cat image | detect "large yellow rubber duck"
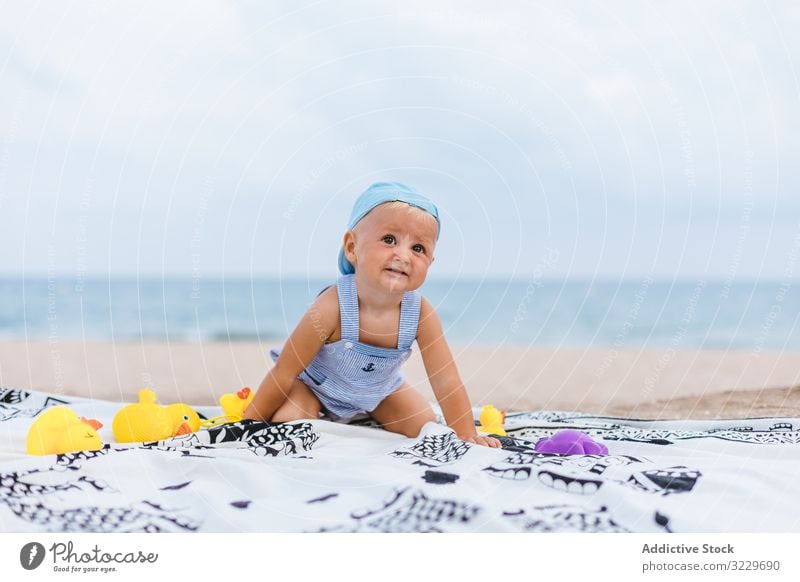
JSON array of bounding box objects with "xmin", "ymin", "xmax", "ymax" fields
[
  {"xmin": 477, "ymin": 405, "xmax": 507, "ymax": 436},
  {"xmin": 112, "ymin": 389, "xmax": 200, "ymax": 443},
  {"xmin": 26, "ymin": 406, "xmax": 104, "ymax": 455}
]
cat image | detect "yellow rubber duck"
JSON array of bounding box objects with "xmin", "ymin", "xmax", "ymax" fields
[
  {"xmin": 112, "ymin": 389, "xmax": 200, "ymax": 443},
  {"xmin": 477, "ymin": 404, "xmax": 507, "ymax": 436},
  {"xmin": 26, "ymin": 406, "xmax": 104, "ymax": 456},
  {"xmin": 220, "ymin": 387, "xmax": 254, "ymax": 422},
  {"xmin": 200, "ymin": 387, "xmax": 256, "ymax": 427}
]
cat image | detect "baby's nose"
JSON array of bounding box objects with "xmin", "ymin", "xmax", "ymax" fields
[{"xmin": 394, "ymin": 246, "xmax": 411, "ymax": 261}]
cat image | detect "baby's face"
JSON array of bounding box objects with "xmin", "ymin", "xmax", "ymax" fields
[{"xmin": 344, "ymin": 203, "xmax": 438, "ymax": 294}]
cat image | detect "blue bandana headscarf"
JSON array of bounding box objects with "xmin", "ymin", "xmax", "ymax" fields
[{"xmin": 338, "ymin": 182, "xmax": 441, "ymax": 274}]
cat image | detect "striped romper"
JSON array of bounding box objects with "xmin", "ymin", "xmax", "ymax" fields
[{"xmin": 269, "ymin": 274, "xmax": 421, "ymax": 420}]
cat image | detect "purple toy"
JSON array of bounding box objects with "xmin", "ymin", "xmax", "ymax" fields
[{"xmin": 534, "ymin": 429, "xmax": 608, "ymax": 455}]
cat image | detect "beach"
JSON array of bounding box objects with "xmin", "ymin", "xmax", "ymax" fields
[{"xmin": 2, "ymin": 340, "xmax": 798, "ymax": 419}]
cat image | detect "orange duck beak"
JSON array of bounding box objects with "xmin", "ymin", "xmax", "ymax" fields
[
  {"xmin": 80, "ymin": 417, "xmax": 103, "ymax": 430},
  {"xmin": 174, "ymin": 422, "xmax": 192, "ymax": 436}
]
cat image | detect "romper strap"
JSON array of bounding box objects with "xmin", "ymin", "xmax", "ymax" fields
[
  {"xmin": 397, "ymin": 290, "xmax": 421, "ymax": 350},
  {"xmin": 336, "ymin": 274, "xmax": 360, "ymax": 342}
]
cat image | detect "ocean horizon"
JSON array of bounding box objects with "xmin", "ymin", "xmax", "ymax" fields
[{"xmin": 1, "ymin": 276, "xmax": 797, "ymax": 350}]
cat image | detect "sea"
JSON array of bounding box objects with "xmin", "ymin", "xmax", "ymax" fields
[{"xmin": 0, "ymin": 276, "xmax": 797, "ymax": 350}]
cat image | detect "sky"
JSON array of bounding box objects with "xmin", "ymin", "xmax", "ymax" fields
[{"xmin": 1, "ymin": 0, "xmax": 798, "ymax": 281}]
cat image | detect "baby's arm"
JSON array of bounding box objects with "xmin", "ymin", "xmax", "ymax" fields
[
  {"xmin": 243, "ymin": 287, "xmax": 339, "ymax": 421},
  {"xmin": 417, "ymin": 298, "xmax": 501, "ymax": 448}
]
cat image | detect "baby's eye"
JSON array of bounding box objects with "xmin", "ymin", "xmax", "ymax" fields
[
  {"xmin": 412, "ymin": 244, "xmax": 426, "ymax": 254},
  {"xmin": 382, "ymin": 235, "xmax": 395, "ymax": 245}
]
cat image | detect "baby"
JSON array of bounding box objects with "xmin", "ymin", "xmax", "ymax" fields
[{"xmin": 244, "ymin": 182, "xmax": 500, "ymax": 448}]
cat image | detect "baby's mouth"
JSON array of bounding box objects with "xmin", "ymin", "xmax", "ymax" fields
[{"xmin": 385, "ymin": 267, "xmax": 408, "ymax": 276}]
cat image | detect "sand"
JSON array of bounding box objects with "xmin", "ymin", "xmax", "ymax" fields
[{"xmin": 2, "ymin": 340, "xmax": 799, "ymax": 419}]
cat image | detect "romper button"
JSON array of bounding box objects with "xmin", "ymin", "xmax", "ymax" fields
[{"xmin": 345, "ymin": 341, "xmax": 353, "ymax": 349}]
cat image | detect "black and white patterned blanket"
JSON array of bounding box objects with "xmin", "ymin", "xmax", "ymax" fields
[{"xmin": 2, "ymin": 387, "xmax": 799, "ymax": 532}]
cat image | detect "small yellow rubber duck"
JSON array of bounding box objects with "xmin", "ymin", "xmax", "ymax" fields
[
  {"xmin": 112, "ymin": 389, "xmax": 200, "ymax": 443},
  {"xmin": 26, "ymin": 406, "xmax": 104, "ymax": 456},
  {"xmin": 201, "ymin": 387, "xmax": 256, "ymax": 427},
  {"xmin": 220, "ymin": 387, "xmax": 254, "ymax": 422},
  {"xmin": 477, "ymin": 405, "xmax": 507, "ymax": 436}
]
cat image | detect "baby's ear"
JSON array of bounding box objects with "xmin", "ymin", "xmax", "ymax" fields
[{"xmin": 343, "ymin": 231, "xmax": 357, "ymax": 261}]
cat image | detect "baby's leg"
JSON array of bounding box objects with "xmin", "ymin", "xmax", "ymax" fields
[
  {"xmin": 272, "ymin": 378, "xmax": 321, "ymax": 422},
  {"xmin": 370, "ymin": 383, "xmax": 436, "ymax": 438}
]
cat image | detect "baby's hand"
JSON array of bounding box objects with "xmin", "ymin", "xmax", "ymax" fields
[{"xmin": 459, "ymin": 433, "xmax": 502, "ymax": 448}]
